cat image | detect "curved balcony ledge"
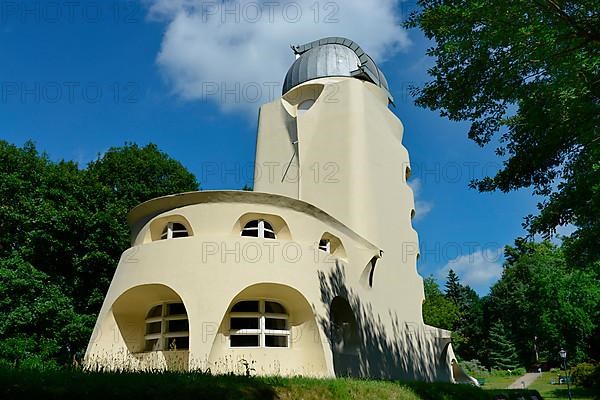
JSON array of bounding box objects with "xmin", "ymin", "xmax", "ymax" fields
[{"xmin": 128, "ymin": 190, "xmax": 380, "ymax": 253}]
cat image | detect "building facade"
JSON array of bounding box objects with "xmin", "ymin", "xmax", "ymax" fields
[{"xmin": 85, "ymin": 37, "xmax": 473, "ymax": 382}]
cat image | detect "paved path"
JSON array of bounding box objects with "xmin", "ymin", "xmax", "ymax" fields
[{"xmin": 508, "ymin": 372, "xmax": 541, "ymax": 389}]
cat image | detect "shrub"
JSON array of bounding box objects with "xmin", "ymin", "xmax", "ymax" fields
[
  {"xmin": 571, "ymin": 362, "xmax": 600, "ymax": 388},
  {"xmin": 461, "ymin": 359, "xmax": 487, "ymax": 376},
  {"xmin": 489, "ymin": 367, "xmax": 525, "ymax": 377}
]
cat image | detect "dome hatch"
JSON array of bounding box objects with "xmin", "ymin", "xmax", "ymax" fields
[{"xmin": 282, "ymin": 37, "xmax": 393, "ymax": 104}]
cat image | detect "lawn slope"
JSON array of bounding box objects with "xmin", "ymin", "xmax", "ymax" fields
[{"xmin": 1, "ymin": 368, "xmax": 543, "ymax": 400}]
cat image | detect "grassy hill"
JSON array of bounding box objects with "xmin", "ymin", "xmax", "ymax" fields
[{"xmin": 1, "ymin": 367, "xmax": 543, "ymax": 400}]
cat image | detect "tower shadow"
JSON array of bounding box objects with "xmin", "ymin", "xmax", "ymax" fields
[{"xmin": 318, "ymin": 261, "xmax": 453, "ymax": 382}]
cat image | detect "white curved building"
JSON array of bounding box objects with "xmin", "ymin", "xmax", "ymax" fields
[{"xmin": 85, "ymin": 37, "xmax": 471, "ymax": 382}]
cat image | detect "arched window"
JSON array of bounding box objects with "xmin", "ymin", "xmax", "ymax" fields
[
  {"xmin": 144, "ymin": 302, "xmax": 189, "ymax": 352},
  {"xmin": 317, "ymin": 233, "xmax": 346, "ymax": 259},
  {"xmin": 229, "ymin": 300, "xmax": 289, "ymax": 348},
  {"xmin": 241, "ymin": 220, "xmax": 276, "ymax": 239},
  {"xmin": 160, "ymin": 222, "xmax": 189, "ymax": 240}
]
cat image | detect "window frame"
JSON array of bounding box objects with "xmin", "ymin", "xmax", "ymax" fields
[
  {"xmin": 144, "ymin": 301, "xmax": 190, "ymax": 352},
  {"xmin": 319, "ymin": 239, "xmax": 331, "ymax": 253},
  {"xmin": 160, "ymin": 222, "xmax": 189, "ymax": 240},
  {"xmin": 240, "ymin": 219, "xmax": 276, "ymax": 239},
  {"xmin": 229, "ymin": 299, "xmax": 290, "ymax": 349}
]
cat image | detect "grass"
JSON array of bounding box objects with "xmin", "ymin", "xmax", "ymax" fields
[
  {"xmin": 0, "ymin": 367, "xmax": 544, "ymax": 400},
  {"xmin": 527, "ymin": 371, "xmax": 599, "ymax": 400},
  {"xmin": 475, "ymin": 373, "xmax": 518, "ymax": 389}
]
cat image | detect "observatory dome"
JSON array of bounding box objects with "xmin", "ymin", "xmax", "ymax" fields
[{"xmin": 282, "ymin": 37, "xmax": 393, "ymax": 103}]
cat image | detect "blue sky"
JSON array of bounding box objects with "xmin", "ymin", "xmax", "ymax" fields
[{"xmin": 0, "ymin": 1, "xmax": 543, "ymax": 295}]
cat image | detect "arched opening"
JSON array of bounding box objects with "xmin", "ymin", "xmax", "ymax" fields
[
  {"xmin": 359, "ymin": 254, "xmax": 381, "ymax": 289},
  {"xmin": 241, "ymin": 219, "xmax": 276, "ymax": 239},
  {"xmin": 110, "ymin": 284, "xmax": 190, "ymax": 371},
  {"xmin": 234, "ymin": 212, "xmax": 291, "ymax": 240},
  {"xmin": 330, "ymin": 296, "xmax": 360, "ymax": 377},
  {"xmin": 147, "ymin": 215, "xmax": 193, "ymax": 242},
  {"xmin": 281, "ymin": 83, "xmax": 325, "ymax": 113},
  {"xmin": 368, "ymin": 257, "xmax": 377, "ymax": 287},
  {"xmin": 405, "ymin": 165, "xmax": 411, "ymax": 182},
  {"xmin": 160, "ymin": 222, "xmax": 189, "ymax": 240},
  {"xmin": 318, "ymin": 232, "xmax": 347, "ymax": 260},
  {"xmin": 298, "ymin": 98, "xmax": 316, "ymax": 115},
  {"xmin": 209, "ymin": 283, "xmax": 328, "ymax": 376}
]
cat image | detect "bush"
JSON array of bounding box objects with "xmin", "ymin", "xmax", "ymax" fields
[
  {"xmin": 571, "ymin": 362, "xmax": 600, "ymax": 388},
  {"xmin": 488, "ymin": 367, "xmax": 525, "ymax": 377},
  {"xmin": 459, "ymin": 360, "xmax": 527, "ymax": 378},
  {"xmin": 461, "ymin": 359, "xmax": 487, "ymax": 376}
]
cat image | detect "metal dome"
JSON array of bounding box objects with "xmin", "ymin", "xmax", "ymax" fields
[{"xmin": 282, "ymin": 37, "xmax": 393, "ymax": 103}]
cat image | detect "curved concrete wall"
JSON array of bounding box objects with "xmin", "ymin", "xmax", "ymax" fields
[{"xmin": 86, "ymin": 195, "xmax": 454, "ymax": 380}]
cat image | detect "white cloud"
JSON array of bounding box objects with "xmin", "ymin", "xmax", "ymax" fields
[
  {"xmin": 145, "ymin": 0, "xmax": 410, "ymax": 113},
  {"xmin": 438, "ymin": 248, "xmax": 504, "ymax": 293},
  {"xmin": 408, "ymin": 178, "xmax": 433, "ymax": 220}
]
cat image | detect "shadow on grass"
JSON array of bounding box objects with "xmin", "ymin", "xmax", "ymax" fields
[
  {"xmin": 1, "ymin": 368, "xmax": 279, "ymax": 400},
  {"xmin": 542, "ymin": 386, "xmax": 599, "ymax": 400},
  {"xmin": 1, "ymin": 367, "xmax": 553, "ymax": 400},
  {"xmin": 402, "ymin": 381, "xmax": 490, "ymax": 400},
  {"xmin": 402, "ymin": 381, "xmax": 543, "ymax": 400}
]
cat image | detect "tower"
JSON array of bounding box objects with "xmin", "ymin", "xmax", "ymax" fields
[
  {"xmin": 84, "ymin": 37, "xmax": 474, "ymax": 383},
  {"xmin": 255, "ymin": 37, "xmax": 423, "ymax": 323}
]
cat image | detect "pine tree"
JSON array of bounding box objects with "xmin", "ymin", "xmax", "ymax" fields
[
  {"xmin": 488, "ymin": 321, "xmax": 519, "ymax": 370},
  {"xmin": 445, "ymin": 269, "xmax": 462, "ymax": 306}
]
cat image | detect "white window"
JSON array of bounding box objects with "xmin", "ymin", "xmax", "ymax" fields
[
  {"xmin": 319, "ymin": 239, "xmax": 331, "ymax": 253},
  {"xmin": 144, "ymin": 302, "xmax": 189, "ymax": 352},
  {"xmin": 241, "ymin": 220, "xmax": 276, "ymax": 239},
  {"xmin": 161, "ymin": 222, "xmax": 189, "ymax": 240},
  {"xmin": 229, "ymin": 300, "xmax": 289, "ymax": 348}
]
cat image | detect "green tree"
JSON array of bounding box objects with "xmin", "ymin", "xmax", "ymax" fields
[
  {"xmin": 422, "ymin": 276, "xmax": 460, "ymax": 330},
  {"xmin": 453, "ymin": 285, "xmax": 484, "ymax": 362},
  {"xmin": 0, "ymin": 140, "xmax": 199, "ymax": 366},
  {"xmin": 0, "ymin": 254, "xmax": 93, "ymax": 367},
  {"xmin": 484, "ymin": 241, "xmax": 599, "ymax": 366},
  {"xmin": 86, "ymin": 143, "xmax": 198, "ymax": 205},
  {"xmin": 488, "ymin": 321, "xmax": 519, "ymax": 370},
  {"xmin": 440, "ymin": 271, "xmax": 484, "ymax": 361},
  {"xmin": 406, "ymin": 1, "xmax": 600, "ymax": 266},
  {"xmin": 445, "ymin": 269, "xmax": 462, "ymax": 306},
  {"xmin": 81, "ymin": 143, "xmax": 199, "ymax": 312}
]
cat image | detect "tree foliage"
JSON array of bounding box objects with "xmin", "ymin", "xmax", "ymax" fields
[
  {"xmin": 445, "ymin": 269, "xmax": 462, "ymax": 305},
  {"xmin": 406, "ymin": 0, "xmax": 600, "ymax": 265},
  {"xmin": 422, "ymin": 276, "xmax": 460, "ymax": 330},
  {"xmin": 488, "ymin": 321, "xmax": 519, "ymax": 370},
  {"xmin": 484, "ymin": 240, "xmax": 599, "ymax": 365},
  {"xmin": 453, "ymin": 284, "xmax": 485, "ymax": 362},
  {"xmin": 424, "ymin": 241, "xmax": 599, "ymax": 368},
  {"xmin": 0, "ymin": 141, "xmax": 198, "ymax": 366}
]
